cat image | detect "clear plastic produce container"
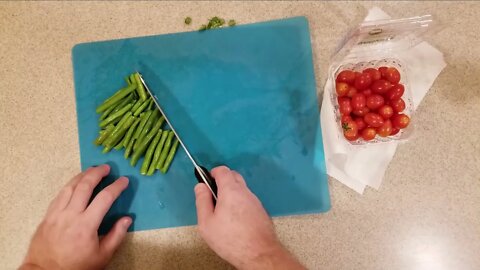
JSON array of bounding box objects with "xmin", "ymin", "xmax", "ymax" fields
[{"xmin": 327, "ymin": 15, "xmax": 436, "ymax": 145}]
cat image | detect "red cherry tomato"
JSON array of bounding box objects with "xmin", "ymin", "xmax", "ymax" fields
[
  {"xmin": 390, "ymin": 127, "xmax": 400, "ymax": 136},
  {"xmin": 363, "ymin": 68, "xmax": 381, "ymax": 81},
  {"xmin": 377, "ymin": 105, "xmax": 394, "ymax": 119},
  {"xmin": 364, "ymin": 112, "xmax": 384, "ymax": 128},
  {"xmin": 351, "ymin": 93, "xmax": 366, "ymax": 110},
  {"xmin": 354, "ymin": 73, "xmax": 372, "ymax": 90},
  {"xmin": 336, "ymin": 82, "xmax": 349, "ymax": 97},
  {"xmin": 336, "ymin": 70, "xmax": 356, "ymax": 84},
  {"xmin": 362, "ymin": 89, "xmax": 372, "ymax": 96},
  {"xmin": 376, "ymin": 119, "xmax": 392, "ymax": 137},
  {"xmin": 338, "ymin": 97, "xmax": 352, "ymax": 115},
  {"xmin": 352, "ymin": 107, "xmax": 370, "ymax": 117},
  {"xmin": 354, "ymin": 117, "xmax": 366, "ymax": 131},
  {"xmin": 341, "ymin": 114, "xmax": 352, "ymax": 123},
  {"xmin": 386, "ymin": 84, "xmax": 405, "ymax": 100},
  {"xmin": 384, "ymin": 67, "xmax": 401, "ymax": 84},
  {"xmin": 371, "ymin": 79, "xmax": 393, "ymax": 95},
  {"xmin": 378, "ymin": 66, "xmax": 388, "ymax": 78},
  {"xmin": 354, "ymin": 71, "xmax": 362, "ymax": 78},
  {"xmin": 392, "ymin": 114, "xmax": 410, "ymax": 129},
  {"xmin": 342, "ymin": 120, "xmax": 359, "ymax": 141},
  {"xmin": 366, "ymin": 94, "xmax": 385, "ymax": 110},
  {"xmin": 361, "ymin": 127, "xmax": 376, "ymax": 141},
  {"xmin": 346, "ymin": 86, "xmax": 358, "ymax": 98},
  {"xmin": 390, "ymin": 98, "xmax": 406, "ymax": 112}
]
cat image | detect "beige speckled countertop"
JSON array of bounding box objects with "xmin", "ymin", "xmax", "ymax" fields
[{"xmin": 1, "ymin": 1, "xmax": 479, "ymax": 269}]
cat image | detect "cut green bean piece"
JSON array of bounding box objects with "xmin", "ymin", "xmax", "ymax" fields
[
  {"xmin": 133, "ymin": 111, "xmax": 152, "ymax": 140},
  {"xmin": 135, "ymin": 109, "xmax": 159, "ymax": 150},
  {"xmin": 125, "ymin": 76, "xmax": 132, "ymax": 85},
  {"xmin": 148, "ymin": 130, "xmax": 168, "ymax": 175},
  {"xmin": 161, "ymin": 138, "xmax": 179, "ymax": 174},
  {"xmin": 99, "ymin": 103, "xmax": 132, "ymax": 128},
  {"xmin": 124, "ymin": 138, "xmax": 135, "ymax": 159},
  {"xmin": 141, "ymin": 130, "xmax": 163, "ymax": 175},
  {"xmin": 94, "ymin": 124, "xmax": 115, "ymax": 145},
  {"xmin": 123, "ymin": 117, "xmax": 141, "ymax": 147},
  {"xmin": 96, "ymin": 83, "xmax": 136, "ymax": 113},
  {"xmin": 130, "ymin": 99, "xmax": 143, "ymax": 113},
  {"xmin": 130, "ymin": 118, "xmax": 163, "ymax": 167},
  {"xmin": 133, "ymin": 98, "xmax": 151, "ymax": 116},
  {"xmin": 134, "ymin": 72, "xmax": 148, "ymax": 102},
  {"xmin": 103, "ymin": 112, "xmax": 133, "ymax": 148},
  {"xmin": 157, "ymin": 131, "xmax": 174, "ymax": 169}
]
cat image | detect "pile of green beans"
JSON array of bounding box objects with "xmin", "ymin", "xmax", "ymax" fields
[{"xmin": 94, "ymin": 72, "xmax": 180, "ymax": 176}]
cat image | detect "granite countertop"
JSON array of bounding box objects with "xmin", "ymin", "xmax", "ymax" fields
[{"xmin": 1, "ymin": 2, "xmax": 479, "ymax": 269}]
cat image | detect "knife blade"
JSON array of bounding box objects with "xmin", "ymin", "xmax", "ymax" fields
[{"xmin": 138, "ymin": 73, "xmax": 218, "ymax": 201}]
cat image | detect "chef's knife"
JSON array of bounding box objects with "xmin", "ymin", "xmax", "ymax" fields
[{"xmin": 138, "ymin": 73, "xmax": 218, "ymax": 201}]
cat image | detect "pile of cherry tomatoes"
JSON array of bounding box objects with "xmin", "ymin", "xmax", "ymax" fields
[{"xmin": 335, "ymin": 66, "xmax": 410, "ymax": 142}]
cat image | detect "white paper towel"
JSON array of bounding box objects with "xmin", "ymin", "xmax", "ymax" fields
[{"xmin": 321, "ymin": 7, "xmax": 447, "ymax": 193}]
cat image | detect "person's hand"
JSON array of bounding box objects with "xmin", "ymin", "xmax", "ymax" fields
[
  {"xmin": 194, "ymin": 166, "xmax": 305, "ymax": 270},
  {"xmin": 20, "ymin": 165, "xmax": 131, "ymax": 270}
]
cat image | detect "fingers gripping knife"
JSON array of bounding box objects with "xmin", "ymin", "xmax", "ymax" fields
[{"xmin": 138, "ymin": 73, "xmax": 218, "ymax": 201}]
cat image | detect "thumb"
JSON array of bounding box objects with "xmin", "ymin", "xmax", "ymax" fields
[
  {"xmin": 100, "ymin": 216, "xmax": 132, "ymax": 258},
  {"xmin": 194, "ymin": 183, "xmax": 214, "ymax": 225}
]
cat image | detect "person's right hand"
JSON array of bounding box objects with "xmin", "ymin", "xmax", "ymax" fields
[{"xmin": 194, "ymin": 166, "xmax": 305, "ymax": 270}]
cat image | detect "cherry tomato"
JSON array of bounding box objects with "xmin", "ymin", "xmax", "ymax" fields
[
  {"xmin": 363, "ymin": 68, "xmax": 381, "ymax": 81},
  {"xmin": 377, "ymin": 104, "xmax": 394, "ymax": 119},
  {"xmin": 338, "ymin": 97, "xmax": 352, "ymax": 115},
  {"xmin": 362, "ymin": 89, "xmax": 372, "ymax": 96},
  {"xmin": 354, "ymin": 117, "xmax": 366, "ymax": 131},
  {"xmin": 352, "ymin": 107, "xmax": 370, "ymax": 117},
  {"xmin": 346, "ymin": 86, "xmax": 358, "ymax": 98},
  {"xmin": 354, "ymin": 73, "xmax": 372, "ymax": 90},
  {"xmin": 386, "ymin": 84, "xmax": 405, "ymax": 100},
  {"xmin": 351, "ymin": 93, "xmax": 366, "ymax": 110},
  {"xmin": 392, "ymin": 114, "xmax": 410, "ymax": 129},
  {"xmin": 378, "ymin": 66, "xmax": 388, "ymax": 78},
  {"xmin": 336, "ymin": 82, "xmax": 349, "ymax": 97},
  {"xmin": 364, "ymin": 112, "xmax": 384, "ymax": 128},
  {"xmin": 390, "ymin": 98, "xmax": 406, "ymax": 113},
  {"xmin": 390, "ymin": 127, "xmax": 400, "ymax": 136},
  {"xmin": 366, "ymin": 94, "xmax": 385, "ymax": 110},
  {"xmin": 384, "ymin": 67, "xmax": 401, "ymax": 84},
  {"xmin": 336, "ymin": 70, "xmax": 356, "ymax": 84},
  {"xmin": 371, "ymin": 79, "xmax": 393, "ymax": 95},
  {"xmin": 361, "ymin": 127, "xmax": 376, "ymax": 141},
  {"xmin": 341, "ymin": 114, "xmax": 352, "ymax": 123},
  {"xmin": 376, "ymin": 119, "xmax": 392, "ymax": 137},
  {"xmin": 342, "ymin": 120, "xmax": 358, "ymax": 141},
  {"xmin": 354, "ymin": 71, "xmax": 362, "ymax": 78}
]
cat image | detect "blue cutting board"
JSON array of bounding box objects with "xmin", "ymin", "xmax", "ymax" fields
[{"xmin": 72, "ymin": 16, "xmax": 330, "ymax": 234}]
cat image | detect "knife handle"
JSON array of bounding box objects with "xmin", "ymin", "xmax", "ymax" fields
[{"xmin": 194, "ymin": 166, "xmax": 218, "ymax": 201}]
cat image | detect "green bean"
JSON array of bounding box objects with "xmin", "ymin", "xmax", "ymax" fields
[
  {"xmin": 134, "ymin": 72, "xmax": 148, "ymax": 102},
  {"xmin": 148, "ymin": 98, "xmax": 155, "ymax": 110},
  {"xmin": 99, "ymin": 103, "xmax": 132, "ymax": 128},
  {"xmin": 133, "ymin": 111, "xmax": 152, "ymax": 140},
  {"xmin": 94, "ymin": 124, "xmax": 115, "ymax": 145},
  {"xmin": 100, "ymin": 93, "xmax": 134, "ymax": 120},
  {"xmin": 135, "ymin": 110, "xmax": 160, "ymax": 150},
  {"xmin": 130, "ymin": 99, "xmax": 143, "ymax": 113},
  {"xmin": 124, "ymin": 137, "xmax": 135, "ymax": 159},
  {"xmin": 156, "ymin": 131, "xmax": 174, "ymax": 169},
  {"xmin": 133, "ymin": 98, "xmax": 151, "ymax": 116},
  {"xmin": 130, "ymin": 118, "xmax": 163, "ymax": 167},
  {"xmin": 140, "ymin": 129, "xmax": 163, "ymax": 175},
  {"xmin": 122, "ymin": 117, "xmax": 141, "ymax": 147},
  {"xmin": 103, "ymin": 112, "xmax": 133, "ymax": 148},
  {"xmin": 148, "ymin": 130, "xmax": 168, "ymax": 175},
  {"xmin": 160, "ymin": 138, "xmax": 179, "ymax": 174},
  {"xmin": 103, "ymin": 116, "xmax": 135, "ymax": 153},
  {"xmin": 96, "ymin": 83, "xmax": 136, "ymax": 113},
  {"xmin": 125, "ymin": 76, "xmax": 132, "ymax": 85}
]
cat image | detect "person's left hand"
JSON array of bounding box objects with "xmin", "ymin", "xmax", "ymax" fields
[{"xmin": 20, "ymin": 165, "xmax": 131, "ymax": 270}]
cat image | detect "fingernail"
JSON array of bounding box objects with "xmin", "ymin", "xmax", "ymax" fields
[{"xmin": 123, "ymin": 218, "xmax": 132, "ymax": 228}]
